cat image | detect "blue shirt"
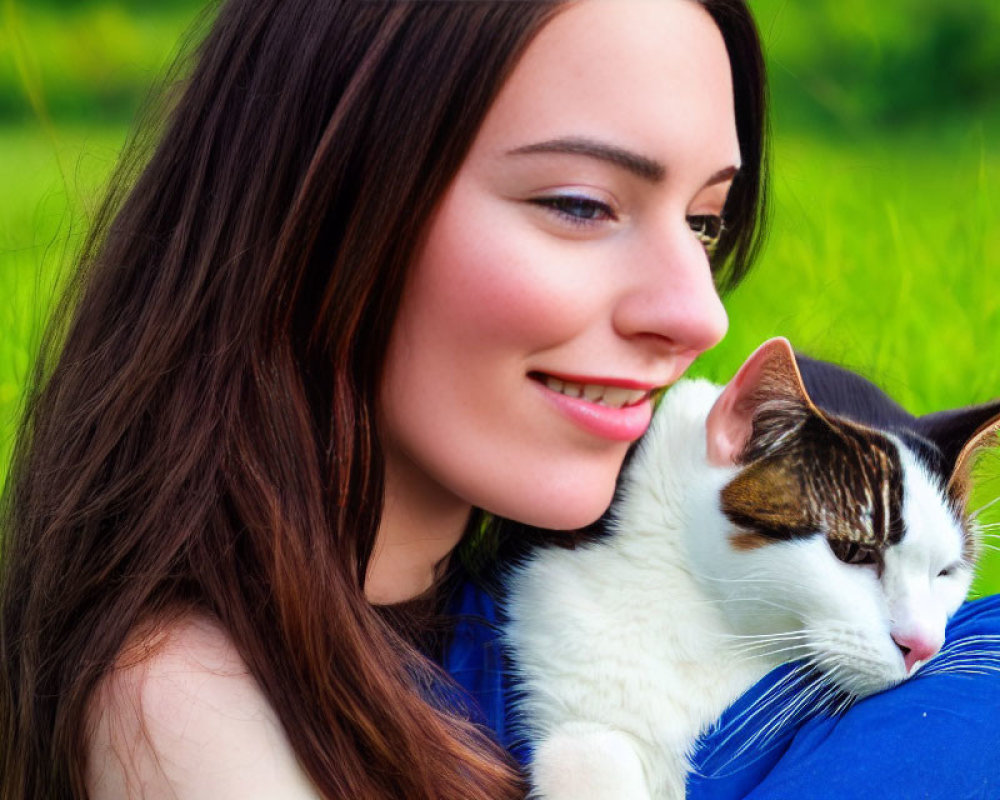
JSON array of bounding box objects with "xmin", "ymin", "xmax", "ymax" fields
[{"xmin": 442, "ymin": 580, "xmax": 1000, "ymax": 798}]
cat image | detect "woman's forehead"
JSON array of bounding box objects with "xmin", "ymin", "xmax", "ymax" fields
[{"xmin": 468, "ymin": 0, "xmax": 741, "ymax": 179}]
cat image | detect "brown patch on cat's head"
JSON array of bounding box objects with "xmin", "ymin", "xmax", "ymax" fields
[
  {"xmin": 729, "ymin": 531, "xmax": 775, "ymax": 551},
  {"xmin": 722, "ymin": 409, "xmax": 905, "ymax": 569},
  {"xmin": 712, "ymin": 341, "xmax": 907, "ymax": 565}
]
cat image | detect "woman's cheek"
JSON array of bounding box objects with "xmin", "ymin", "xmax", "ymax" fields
[
  {"xmin": 420, "ymin": 201, "xmax": 598, "ymax": 354},
  {"xmin": 380, "ymin": 177, "xmax": 630, "ymax": 529}
]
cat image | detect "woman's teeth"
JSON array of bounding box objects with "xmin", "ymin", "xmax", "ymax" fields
[{"xmin": 543, "ymin": 376, "xmax": 648, "ymax": 408}]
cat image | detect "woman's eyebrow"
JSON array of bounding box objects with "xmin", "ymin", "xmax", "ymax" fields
[
  {"xmin": 506, "ymin": 137, "xmax": 665, "ymax": 182},
  {"xmin": 704, "ymin": 165, "xmax": 740, "ymax": 188},
  {"xmin": 506, "ymin": 137, "xmax": 741, "ymax": 189}
]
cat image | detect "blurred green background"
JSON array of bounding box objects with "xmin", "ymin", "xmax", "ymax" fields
[{"xmin": 1, "ymin": 0, "xmax": 999, "ymax": 591}]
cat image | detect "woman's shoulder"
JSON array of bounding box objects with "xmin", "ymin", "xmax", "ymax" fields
[{"xmin": 86, "ymin": 614, "xmax": 319, "ymax": 799}]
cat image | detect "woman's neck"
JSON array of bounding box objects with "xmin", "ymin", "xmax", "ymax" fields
[{"xmin": 366, "ymin": 448, "xmax": 472, "ymax": 605}]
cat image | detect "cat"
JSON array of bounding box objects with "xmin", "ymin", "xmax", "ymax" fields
[{"xmin": 503, "ymin": 337, "xmax": 1000, "ymax": 800}]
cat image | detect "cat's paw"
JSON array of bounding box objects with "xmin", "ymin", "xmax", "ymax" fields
[{"xmin": 530, "ymin": 725, "xmax": 653, "ymax": 800}]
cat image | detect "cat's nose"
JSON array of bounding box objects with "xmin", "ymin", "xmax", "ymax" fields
[{"xmin": 892, "ymin": 631, "xmax": 941, "ymax": 674}]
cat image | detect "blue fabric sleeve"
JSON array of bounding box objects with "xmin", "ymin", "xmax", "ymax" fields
[
  {"xmin": 696, "ymin": 594, "xmax": 1000, "ymax": 800},
  {"xmin": 441, "ymin": 581, "xmax": 1000, "ymax": 799}
]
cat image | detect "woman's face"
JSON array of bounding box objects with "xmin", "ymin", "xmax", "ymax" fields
[{"xmin": 381, "ymin": 0, "xmax": 739, "ymax": 530}]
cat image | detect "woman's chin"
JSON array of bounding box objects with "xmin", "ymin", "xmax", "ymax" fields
[{"xmin": 485, "ymin": 476, "xmax": 618, "ymax": 532}]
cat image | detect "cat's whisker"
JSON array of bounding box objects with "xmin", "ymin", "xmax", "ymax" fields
[
  {"xmin": 926, "ymin": 649, "xmax": 1000, "ymax": 666},
  {"xmin": 725, "ymin": 644, "xmax": 812, "ymax": 664},
  {"xmin": 806, "ymin": 645, "xmax": 898, "ymax": 698},
  {"xmin": 692, "ymin": 572, "xmax": 786, "ymax": 586},
  {"xmin": 825, "ymin": 666, "xmax": 859, "ymax": 699},
  {"xmin": 938, "ymin": 634, "xmax": 1000, "ymax": 654},
  {"xmin": 683, "ymin": 563, "xmax": 798, "ymax": 590},
  {"xmin": 719, "ymin": 645, "xmax": 805, "ymax": 661},
  {"xmin": 728, "ymin": 674, "xmax": 836, "ymax": 763},
  {"xmin": 729, "ymin": 664, "xmax": 813, "ymax": 716},
  {"xmin": 717, "ymin": 637, "xmax": 807, "ymax": 653},
  {"xmin": 710, "ymin": 630, "xmax": 810, "ymax": 643},
  {"xmin": 974, "ymin": 535, "xmax": 1000, "ymax": 547},
  {"xmin": 807, "ymin": 638, "xmax": 875, "ymax": 669},
  {"xmin": 921, "ymin": 663, "xmax": 1000, "ymax": 678},
  {"xmin": 707, "ymin": 632, "xmax": 819, "ymax": 661},
  {"xmin": 942, "ymin": 646, "xmax": 1000, "ymax": 664},
  {"xmin": 751, "ymin": 682, "xmax": 817, "ymax": 738},
  {"xmin": 831, "ymin": 689, "xmax": 857, "ymax": 717},
  {"xmin": 678, "ymin": 592, "xmax": 804, "ymax": 619},
  {"xmin": 919, "ymin": 648, "xmax": 1000, "ymax": 677},
  {"xmin": 969, "ymin": 494, "xmax": 1000, "ymax": 521},
  {"xmin": 936, "ymin": 653, "xmax": 1000, "ymax": 667},
  {"xmin": 708, "ymin": 596, "xmax": 803, "ymax": 616},
  {"xmin": 715, "ymin": 641, "xmax": 804, "ymax": 654},
  {"xmin": 941, "ymin": 645, "xmax": 1000, "ymax": 655},
  {"xmin": 947, "ymin": 664, "xmax": 1000, "ymax": 675},
  {"xmin": 974, "ymin": 523, "xmax": 1000, "ymax": 533},
  {"xmin": 709, "ymin": 664, "xmax": 819, "ymax": 758}
]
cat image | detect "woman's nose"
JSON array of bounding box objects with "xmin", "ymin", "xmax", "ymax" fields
[{"xmin": 612, "ymin": 224, "xmax": 729, "ymax": 354}]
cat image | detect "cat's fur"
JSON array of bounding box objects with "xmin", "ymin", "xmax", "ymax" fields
[{"xmin": 504, "ymin": 338, "xmax": 1000, "ymax": 800}]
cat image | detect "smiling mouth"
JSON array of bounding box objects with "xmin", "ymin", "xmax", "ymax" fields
[{"xmin": 529, "ymin": 372, "xmax": 652, "ymax": 409}]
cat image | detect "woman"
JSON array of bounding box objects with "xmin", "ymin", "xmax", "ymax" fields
[{"xmin": 1, "ymin": 1, "xmax": 995, "ymax": 798}]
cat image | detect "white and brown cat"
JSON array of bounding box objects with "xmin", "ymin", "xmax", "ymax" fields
[{"xmin": 504, "ymin": 338, "xmax": 1000, "ymax": 800}]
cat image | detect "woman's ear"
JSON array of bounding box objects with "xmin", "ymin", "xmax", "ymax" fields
[{"xmin": 705, "ymin": 337, "xmax": 811, "ymax": 467}]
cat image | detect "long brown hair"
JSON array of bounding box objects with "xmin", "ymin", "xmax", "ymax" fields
[{"xmin": 0, "ymin": 1, "xmax": 768, "ymax": 798}]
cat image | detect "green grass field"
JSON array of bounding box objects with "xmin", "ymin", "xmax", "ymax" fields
[{"xmin": 2, "ymin": 0, "xmax": 999, "ymax": 594}]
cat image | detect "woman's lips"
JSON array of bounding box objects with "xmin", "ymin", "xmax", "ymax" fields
[
  {"xmin": 540, "ymin": 375, "xmax": 650, "ymax": 408},
  {"xmin": 530, "ymin": 372, "xmax": 658, "ymax": 441}
]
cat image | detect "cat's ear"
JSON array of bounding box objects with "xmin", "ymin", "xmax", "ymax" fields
[
  {"xmin": 925, "ymin": 401, "xmax": 1000, "ymax": 509},
  {"xmin": 705, "ymin": 337, "xmax": 813, "ymax": 467},
  {"xmin": 917, "ymin": 400, "xmax": 1000, "ymax": 478}
]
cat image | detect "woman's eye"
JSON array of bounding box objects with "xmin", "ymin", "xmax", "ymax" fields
[
  {"xmin": 530, "ymin": 195, "xmax": 616, "ymax": 226},
  {"xmin": 687, "ymin": 214, "xmax": 724, "ymax": 256}
]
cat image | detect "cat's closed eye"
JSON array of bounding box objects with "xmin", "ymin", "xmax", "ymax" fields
[{"xmin": 828, "ymin": 540, "xmax": 878, "ymax": 567}]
